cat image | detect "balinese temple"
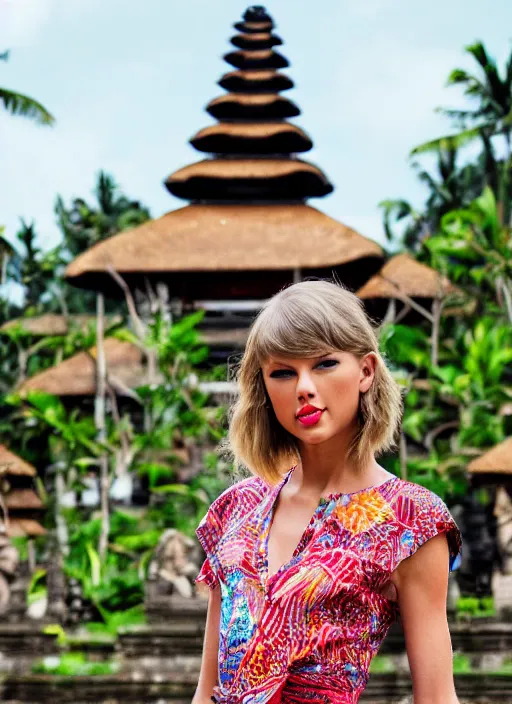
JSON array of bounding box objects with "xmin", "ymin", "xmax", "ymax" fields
[
  {"xmin": 356, "ymin": 254, "xmax": 461, "ymax": 324},
  {"xmin": 467, "ymin": 438, "xmax": 512, "ymax": 491},
  {"xmin": 64, "ymin": 6, "xmax": 383, "ymax": 338},
  {"xmin": 17, "ymin": 338, "xmax": 150, "ymax": 400},
  {"xmin": 0, "ymin": 445, "xmax": 46, "ymax": 543}
]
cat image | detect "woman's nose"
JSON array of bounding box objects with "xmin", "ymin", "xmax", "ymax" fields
[{"xmin": 296, "ymin": 371, "xmax": 316, "ymax": 399}]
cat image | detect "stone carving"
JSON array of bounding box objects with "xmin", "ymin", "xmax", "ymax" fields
[
  {"xmin": 0, "ymin": 523, "xmax": 19, "ymax": 615},
  {"xmin": 146, "ymin": 529, "xmax": 203, "ymax": 601}
]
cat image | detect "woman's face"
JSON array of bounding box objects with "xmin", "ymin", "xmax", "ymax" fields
[{"xmin": 261, "ymin": 350, "xmax": 376, "ymax": 445}]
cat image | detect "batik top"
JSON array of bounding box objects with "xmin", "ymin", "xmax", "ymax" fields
[{"xmin": 195, "ymin": 466, "xmax": 462, "ymax": 704}]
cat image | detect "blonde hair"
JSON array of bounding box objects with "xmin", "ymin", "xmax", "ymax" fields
[{"xmin": 226, "ymin": 279, "xmax": 403, "ymax": 486}]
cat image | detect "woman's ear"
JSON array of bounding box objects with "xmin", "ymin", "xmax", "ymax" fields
[{"xmin": 359, "ymin": 353, "xmax": 377, "ymax": 393}]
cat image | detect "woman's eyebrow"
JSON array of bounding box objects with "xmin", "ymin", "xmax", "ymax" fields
[{"xmin": 267, "ymin": 352, "xmax": 333, "ymax": 367}]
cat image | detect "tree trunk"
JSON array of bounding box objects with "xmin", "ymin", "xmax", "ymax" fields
[
  {"xmin": 54, "ymin": 470, "xmax": 70, "ymax": 557},
  {"xmin": 95, "ymin": 293, "xmax": 110, "ymax": 562},
  {"xmin": 431, "ymin": 299, "xmax": 441, "ymax": 367}
]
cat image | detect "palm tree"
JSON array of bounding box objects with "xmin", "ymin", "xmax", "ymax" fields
[
  {"xmin": 411, "ymin": 41, "xmax": 512, "ymax": 223},
  {"xmin": 55, "ymin": 171, "xmax": 150, "ymax": 257},
  {"xmin": 414, "ymin": 42, "xmax": 512, "ymax": 153},
  {"xmin": 379, "ymin": 144, "xmax": 484, "ymax": 250},
  {"xmin": 0, "ymin": 51, "xmax": 54, "ymax": 126}
]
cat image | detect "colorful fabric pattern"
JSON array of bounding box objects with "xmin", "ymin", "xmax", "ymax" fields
[{"xmin": 195, "ymin": 466, "xmax": 462, "ymax": 704}]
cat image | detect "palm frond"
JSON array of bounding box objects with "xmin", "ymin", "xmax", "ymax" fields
[
  {"xmin": 465, "ymin": 41, "xmax": 504, "ymax": 100},
  {"xmin": 0, "ymin": 88, "xmax": 54, "ymax": 125},
  {"xmin": 95, "ymin": 171, "xmax": 117, "ymax": 215},
  {"xmin": 410, "ymin": 128, "xmax": 483, "ymax": 156}
]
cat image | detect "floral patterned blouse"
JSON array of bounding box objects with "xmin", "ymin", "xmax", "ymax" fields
[{"xmin": 195, "ymin": 466, "xmax": 462, "ymax": 704}]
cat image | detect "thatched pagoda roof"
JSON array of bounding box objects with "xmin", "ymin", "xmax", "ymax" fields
[
  {"xmin": 0, "ymin": 446, "xmax": 36, "ymax": 477},
  {"xmin": 65, "ymin": 204, "xmax": 383, "ymax": 297},
  {"xmin": 224, "ymin": 49, "xmax": 288, "ymax": 70},
  {"xmin": 0, "ymin": 313, "xmax": 121, "ymax": 337},
  {"xmin": 18, "ymin": 337, "xmax": 148, "ymax": 397},
  {"xmin": 234, "ymin": 21, "xmax": 273, "ymax": 33},
  {"xmin": 467, "ymin": 438, "xmax": 512, "ymax": 475},
  {"xmin": 356, "ymin": 254, "xmax": 458, "ymax": 300},
  {"xmin": 65, "ymin": 7, "xmax": 383, "ymax": 301},
  {"xmin": 4, "ymin": 489, "xmax": 44, "ymax": 511},
  {"xmin": 218, "ymin": 69, "xmax": 293, "ymax": 93},
  {"xmin": 206, "ymin": 93, "xmax": 300, "ymax": 120},
  {"xmin": 7, "ymin": 518, "xmax": 46, "ymax": 538},
  {"xmin": 190, "ymin": 123, "xmax": 312, "ymax": 154},
  {"xmin": 230, "ymin": 32, "xmax": 282, "ymax": 50},
  {"xmin": 166, "ymin": 158, "xmax": 332, "ymax": 201}
]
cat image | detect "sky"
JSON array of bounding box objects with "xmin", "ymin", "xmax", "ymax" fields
[{"xmin": 0, "ymin": 0, "xmax": 511, "ymax": 254}]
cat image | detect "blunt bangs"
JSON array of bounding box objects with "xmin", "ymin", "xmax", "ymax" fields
[{"xmin": 249, "ymin": 280, "xmax": 374, "ymax": 364}]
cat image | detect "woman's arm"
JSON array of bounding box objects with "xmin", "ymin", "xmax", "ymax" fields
[
  {"xmin": 192, "ymin": 584, "xmax": 221, "ymax": 704},
  {"xmin": 391, "ymin": 532, "xmax": 460, "ymax": 704}
]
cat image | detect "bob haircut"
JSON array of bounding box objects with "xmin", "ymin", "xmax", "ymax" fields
[{"xmin": 227, "ymin": 279, "xmax": 403, "ymax": 486}]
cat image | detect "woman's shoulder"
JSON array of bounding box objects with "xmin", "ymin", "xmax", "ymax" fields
[
  {"xmin": 384, "ymin": 477, "xmax": 462, "ymax": 571},
  {"xmin": 387, "ymin": 477, "xmax": 452, "ymax": 515},
  {"xmin": 209, "ymin": 473, "xmax": 269, "ymax": 515},
  {"xmin": 196, "ymin": 474, "xmax": 269, "ymax": 552}
]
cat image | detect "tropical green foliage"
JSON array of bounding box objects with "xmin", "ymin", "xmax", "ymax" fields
[
  {"xmin": 0, "ymin": 50, "xmax": 54, "ymax": 125},
  {"xmin": 382, "ymin": 40, "xmax": 512, "ymax": 247},
  {"xmin": 1, "ymin": 309, "xmax": 231, "ymax": 630},
  {"xmin": 0, "ymin": 172, "xmax": 150, "ymax": 322},
  {"xmin": 55, "ymin": 172, "xmax": 150, "ymax": 258}
]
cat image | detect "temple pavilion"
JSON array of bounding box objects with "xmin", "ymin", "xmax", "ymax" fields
[{"xmin": 64, "ymin": 6, "xmax": 383, "ymax": 315}]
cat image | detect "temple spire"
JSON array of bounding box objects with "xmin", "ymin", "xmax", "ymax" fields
[{"xmin": 165, "ymin": 6, "xmax": 333, "ymax": 203}]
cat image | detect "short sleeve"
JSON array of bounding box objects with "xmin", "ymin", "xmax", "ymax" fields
[
  {"xmin": 391, "ymin": 487, "xmax": 463, "ymax": 574},
  {"xmin": 194, "ymin": 475, "xmax": 268, "ymax": 591},
  {"xmin": 194, "ymin": 500, "xmax": 225, "ymax": 591}
]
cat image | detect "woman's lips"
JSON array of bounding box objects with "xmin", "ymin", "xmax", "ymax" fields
[{"xmin": 297, "ymin": 409, "xmax": 325, "ymax": 426}]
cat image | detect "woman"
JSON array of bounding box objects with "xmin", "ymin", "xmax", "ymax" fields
[{"xmin": 192, "ymin": 280, "xmax": 462, "ymax": 704}]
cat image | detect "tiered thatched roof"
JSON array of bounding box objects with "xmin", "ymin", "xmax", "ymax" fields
[
  {"xmin": 18, "ymin": 338, "xmax": 148, "ymax": 397},
  {"xmin": 224, "ymin": 48, "xmax": 289, "ymax": 69},
  {"xmin": 65, "ymin": 5, "xmax": 383, "ymax": 300},
  {"xmin": 218, "ymin": 70, "xmax": 293, "ymax": 92},
  {"xmin": 356, "ymin": 254, "xmax": 457, "ymax": 301},
  {"xmin": 234, "ymin": 19, "xmax": 273, "ymax": 33},
  {"xmin": 64, "ymin": 204, "xmax": 383, "ymax": 298},
  {"xmin": 190, "ymin": 123, "xmax": 312, "ymax": 154},
  {"xmin": 467, "ymin": 438, "xmax": 512, "ymax": 476},
  {"xmin": 166, "ymin": 159, "xmax": 332, "ymax": 200},
  {"xmin": 0, "ymin": 446, "xmax": 45, "ymax": 538},
  {"xmin": 206, "ymin": 93, "xmax": 300, "ymax": 120},
  {"xmin": 230, "ymin": 32, "xmax": 282, "ymax": 50},
  {"xmin": 0, "ymin": 446, "xmax": 36, "ymax": 477}
]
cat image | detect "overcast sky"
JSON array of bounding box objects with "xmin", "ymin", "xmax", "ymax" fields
[{"xmin": 0, "ymin": 0, "xmax": 511, "ymax": 253}]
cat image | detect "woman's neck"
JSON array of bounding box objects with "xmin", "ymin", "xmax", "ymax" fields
[{"xmin": 292, "ymin": 447, "xmax": 389, "ymax": 497}]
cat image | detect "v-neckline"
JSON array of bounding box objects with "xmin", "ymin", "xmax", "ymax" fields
[
  {"xmin": 261, "ymin": 466, "xmax": 399, "ymax": 586},
  {"xmin": 262, "ymin": 466, "xmax": 319, "ymax": 584}
]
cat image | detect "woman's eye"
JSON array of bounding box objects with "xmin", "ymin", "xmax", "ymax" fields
[
  {"xmin": 269, "ymin": 370, "xmax": 294, "ymax": 378},
  {"xmin": 316, "ymin": 359, "xmax": 339, "ymax": 369}
]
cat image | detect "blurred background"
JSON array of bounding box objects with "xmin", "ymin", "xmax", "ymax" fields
[{"xmin": 0, "ymin": 1, "xmax": 511, "ymax": 702}]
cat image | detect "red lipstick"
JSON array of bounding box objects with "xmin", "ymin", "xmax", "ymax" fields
[{"xmin": 296, "ymin": 404, "xmax": 325, "ymax": 427}]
